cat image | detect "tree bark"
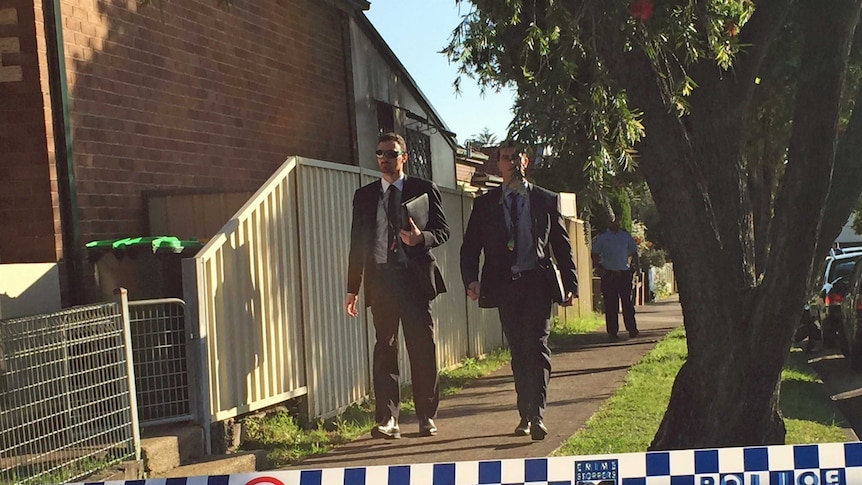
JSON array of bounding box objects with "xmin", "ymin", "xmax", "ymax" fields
[{"xmin": 603, "ymin": 0, "xmax": 862, "ymax": 449}]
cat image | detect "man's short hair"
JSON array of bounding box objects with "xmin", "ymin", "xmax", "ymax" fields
[
  {"xmin": 501, "ymin": 139, "xmax": 527, "ymax": 156},
  {"xmin": 378, "ymin": 132, "xmax": 407, "ymax": 150}
]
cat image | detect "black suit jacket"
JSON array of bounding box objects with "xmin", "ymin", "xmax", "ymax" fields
[
  {"xmin": 347, "ymin": 176, "xmax": 450, "ymax": 306},
  {"xmin": 460, "ymin": 185, "xmax": 578, "ymax": 308}
]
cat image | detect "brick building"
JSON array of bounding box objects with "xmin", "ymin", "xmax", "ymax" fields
[{"xmin": 0, "ymin": 0, "xmax": 457, "ymax": 307}]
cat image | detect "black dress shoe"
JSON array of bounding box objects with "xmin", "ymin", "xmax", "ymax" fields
[
  {"xmin": 608, "ymin": 334, "xmax": 619, "ymax": 342},
  {"xmin": 514, "ymin": 418, "xmax": 531, "ymax": 436},
  {"xmin": 530, "ymin": 417, "xmax": 548, "ymax": 441},
  {"xmin": 419, "ymin": 417, "xmax": 437, "ymax": 436},
  {"xmin": 371, "ymin": 417, "xmax": 401, "ymax": 439},
  {"xmin": 629, "ymin": 329, "xmax": 640, "ymax": 338}
]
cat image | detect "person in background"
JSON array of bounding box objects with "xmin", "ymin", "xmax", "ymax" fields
[
  {"xmin": 591, "ymin": 214, "xmax": 640, "ymax": 341},
  {"xmin": 460, "ymin": 140, "xmax": 578, "ymax": 440},
  {"xmin": 345, "ymin": 132, "xmax": 450, "ymax": 439}
]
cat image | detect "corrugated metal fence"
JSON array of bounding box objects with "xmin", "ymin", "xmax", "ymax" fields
[{"xmin": 182, "ymin": 157, "xmax": 506, "ymax": 434}]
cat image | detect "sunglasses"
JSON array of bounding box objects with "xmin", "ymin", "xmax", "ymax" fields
[{"xmin": 375, "ymin": 149, "xmax": 404, "ymax": 159}]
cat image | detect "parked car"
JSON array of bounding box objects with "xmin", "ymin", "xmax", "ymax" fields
[
  {"xmin": 839, "ymin": 260, "xmax": 862, "ymax": 371},
  {"xmin": 808, "ymin": 252, "xmax": 862, "ymax": 348}
]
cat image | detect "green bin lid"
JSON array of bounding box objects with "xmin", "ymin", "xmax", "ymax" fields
[{"xmin": 86, "ymin": 236, "xmax": 203, "ymax": 254}]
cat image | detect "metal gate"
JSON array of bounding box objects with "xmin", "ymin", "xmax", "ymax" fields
[{"xmin": 128, "ymin": 298, "xmax": 195, "ymax": 426}]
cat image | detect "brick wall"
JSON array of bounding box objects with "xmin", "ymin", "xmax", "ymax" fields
[
  {"xmin": 62, "ymin": 0, "xmax": 355, "ymax": 242},
  {"xmin": 0, "ymin": 0, "xmax": 60, "ymax": 263}
]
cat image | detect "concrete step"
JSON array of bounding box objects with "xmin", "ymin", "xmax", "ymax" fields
[
  {"xmin": 151, "ymin": 450, "xmax": 267, "ymax": 478},
  {"xmin": 141, "ymin": 424, "xmax": 205, "ymax": 476}
]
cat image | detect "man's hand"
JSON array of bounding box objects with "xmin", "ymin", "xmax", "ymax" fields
[
  {"xmin": 466, "ymin": 281, "xmax": 481, "ymax": 301},
  {"xmin": 399, "ymin": 217, "xmax": 424, "ymax": 246},
  {"xmin": 561, "ymin": 291, "xmax": 576, "ymax": 307},
  {"xmin": 345, "ymin": 293, "xmax": 359, "ymax": 317}
]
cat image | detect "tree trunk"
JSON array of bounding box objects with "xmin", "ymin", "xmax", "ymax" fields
[{"xmin": 603, "ymin": 0, "xmax": 862, "ymax": 449}]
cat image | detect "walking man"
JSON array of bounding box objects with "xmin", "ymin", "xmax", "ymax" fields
[
  {"xmin": 345, "ymin": 132, "xmax": 450, "ymax": 439},
  {"xmin": 460, "ymin": 141, "xmax": 578, "ymax": 440},
  {"xmin": 591, "ymin": 214, "xmax": 639, "ymax": 341}
]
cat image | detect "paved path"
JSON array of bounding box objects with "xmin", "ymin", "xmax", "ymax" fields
[
  {"xmin": 805, "ymin": 347, "xmax": 862, "ymax": 441},
  {"xmin": 282, "ymin": 296, "xmax": 683, "ymax": 470}
]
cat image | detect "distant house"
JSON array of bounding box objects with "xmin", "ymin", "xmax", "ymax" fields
[
  {"xmin": 1, "ymin": 0, "xmax": 457, "ymax": 306},
  {"xmin": 455, "ymin": 146, "xmax": 489, "ymax": 193}
]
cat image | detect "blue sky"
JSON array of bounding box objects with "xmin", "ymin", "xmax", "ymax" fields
[{"xmin": 364, "ymin": 1, "xmax": 517, "ymax": 146}]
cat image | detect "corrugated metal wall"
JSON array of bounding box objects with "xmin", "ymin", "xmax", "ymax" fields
[
  {"xmin": 433, "ymin": 188, "xmax": 471, "ymax": 369},
  {"xmin": 296, "ymin": 160, "xmax": 372, "ymax": 418},
  {"xmin": 184, "ymin": 157, "xmax": 522, "ymax": 424},
  {"xmin": 185, "ymin": 158, "xmax": 307, "ymax": 422}
]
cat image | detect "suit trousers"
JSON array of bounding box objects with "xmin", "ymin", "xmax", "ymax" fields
[
  {"xmin": 601, "ymin": 270, "xmax": 638, "ymax": 336},
  {"xmin": 497, "ymin": 270, "xmax": 552, "ymax": 420},
  {"xmin": 369, "ymin": 265, "xmax": 440, "ymax": 422}
]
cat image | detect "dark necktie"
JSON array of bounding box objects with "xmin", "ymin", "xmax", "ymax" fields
[
  {"xmin": 387, "ymin": 186, "xmax": 402, "ymax": 263},
  {"xmin": 508, "ymin": 192, "xmax": 519, "ymax": 257}
]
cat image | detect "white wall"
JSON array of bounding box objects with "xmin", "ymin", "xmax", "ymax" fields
[
  {"xmin": 0, "ymin": 263, "xmax": 62, "ymax": 319},
  {"xmin": 836, "ymin": 214, "xmax": 862, "ymax": 246},
  {"xmin": 349, "ymin": 18, "xmax": 457, "ymax": 190}
]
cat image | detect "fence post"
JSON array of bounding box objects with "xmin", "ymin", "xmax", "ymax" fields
[
  {"xmin": 182, "ymin": 256, "xmax": 212, "ymax": 455},
  {"xmin": 114, "ymin": 287, "xmax": 142, "ymax": 461}
]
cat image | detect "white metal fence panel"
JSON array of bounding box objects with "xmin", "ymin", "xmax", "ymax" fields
[
  {"xmin": 0, "ymin": 302, "xmax": 139, "ymax": 485},
  {"xmin": 185, "ymin": 158, "xmax": 510, "ymax": 424},
  {"xmin": 650, "ymin": 262, "xmax": 676, "ymax": 296},
  {"xmin": 433, "ymin": 188, "xmax": 471, "ymax": 370},
  {"xmin": 187, "ymin": 157, "xmax": 307, "ymax": 424},
  {"xmin": 297, "ymin": 159, "xmax": 372, "ymax": 418}
]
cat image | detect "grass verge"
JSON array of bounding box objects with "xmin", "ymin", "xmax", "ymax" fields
[{"xmin": 553, "ymin": 327, "xmax": 848, "ymax": 456}]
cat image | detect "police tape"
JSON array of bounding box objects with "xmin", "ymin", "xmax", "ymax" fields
[{"xmin": 70, "ymin": 442, "xmax": 862, "ymax": 485}]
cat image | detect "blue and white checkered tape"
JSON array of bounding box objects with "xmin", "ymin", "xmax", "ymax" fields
[{"xmin": 72, "ymin": 442, "xmax": 862, "ymax": 485}]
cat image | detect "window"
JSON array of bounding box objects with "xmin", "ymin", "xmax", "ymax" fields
[
  {"xmin": 376, "ymin": 102, "xmax": 395, "ymax": 134},
  {"xmin": 405, "ymin": 128, "xmax": 432, "ymax": 180}
]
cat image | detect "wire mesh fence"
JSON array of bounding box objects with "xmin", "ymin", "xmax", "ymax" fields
[
  {"xmin": 128, "ymin": 298, "xmax": 193, "ymax": 426},
  {"xmin": 0, "ymin": 303, "xmax": 139, "ymax": 485}
]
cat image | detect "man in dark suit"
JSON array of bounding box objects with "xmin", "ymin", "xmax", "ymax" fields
[
  {"xmin": 345, "ymin": 132, "xmax": 450, "ymax": 439},
  {"xmin": 460, "ymin": 141, "xmax": 577, "ymax": 440}
]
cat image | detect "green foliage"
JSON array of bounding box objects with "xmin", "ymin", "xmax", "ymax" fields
[
  {"xmin": 851, "ymin": 195, "xmax": 862, "ymax": 235},
  {"xmin": 640, "ymin": 246, "xmax": 669, "ymax": 269},
  {"xmin": 553, "ymin": 329, "xmax": 847, "ymax": 455},
  {"xmin": 549, "ymin": 312, "xmax": 606, "ymax": 348},
  {"xmin": 446, "ymin": 0, "xmax": 754, "ymax": 187},
  {"xmin": 469, "ymin": 127, "xmax": 499, "ymax": 147}
]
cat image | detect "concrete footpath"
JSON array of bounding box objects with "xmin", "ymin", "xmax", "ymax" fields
[{"xmin": 282, "ymin": 296, "xmax": 684, "ymax": 471}]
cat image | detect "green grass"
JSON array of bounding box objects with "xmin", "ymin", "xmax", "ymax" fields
[
  {"xmin": 782, "ymin": 350, "xmax": 849, "ymax": 443},
  {"xmin": 549, "ymin": 312, "xmax": 606, "ymax": 348},
  {"xmin": 553, "ymin": 328, "xmax": 848, "ymax": 456},
  {"xmin": 242, "ymin": 314, "xmax": 848, "ymax": 467}
]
